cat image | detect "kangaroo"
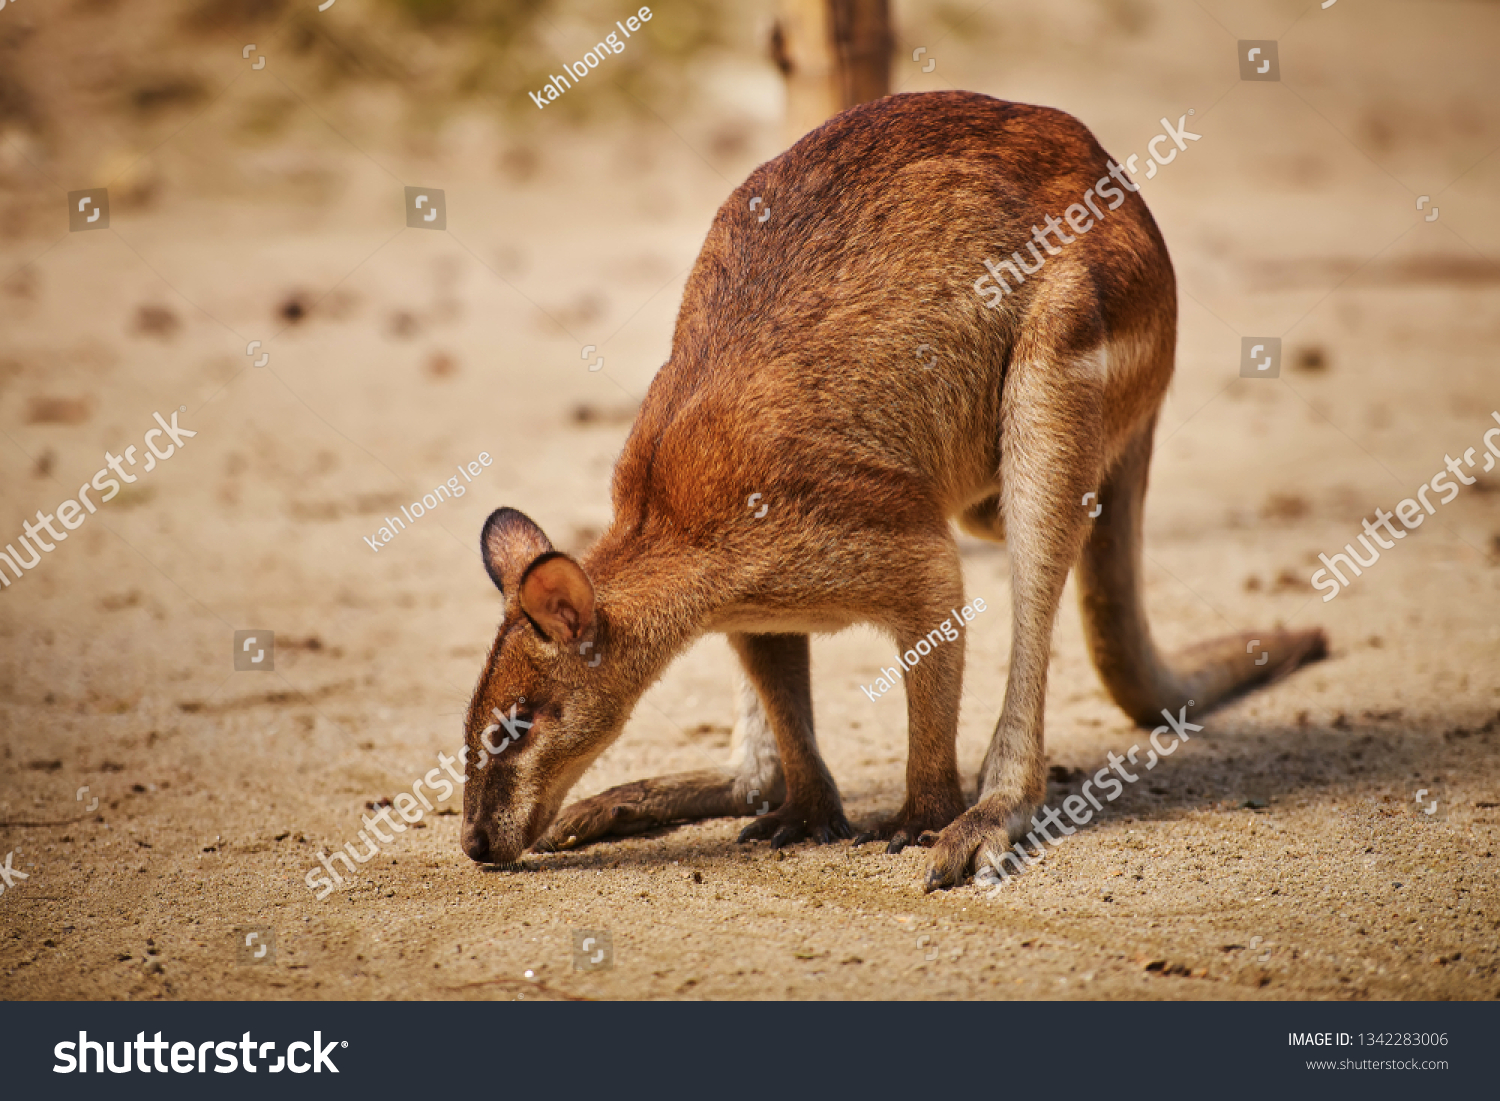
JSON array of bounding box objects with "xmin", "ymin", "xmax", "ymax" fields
[{"xmin": 461, "ymin": 90, "xmax": 1327, "ymax": 890}]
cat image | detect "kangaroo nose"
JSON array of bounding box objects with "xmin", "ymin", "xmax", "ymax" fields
[{"xmin": 461, "ymin": 824, "xmax": 491, "ymax": 863}]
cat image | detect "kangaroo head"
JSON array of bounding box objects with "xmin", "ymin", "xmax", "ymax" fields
[{"xmin": 461, "ymin": 508, "xmax": 620, "ymax": 864}]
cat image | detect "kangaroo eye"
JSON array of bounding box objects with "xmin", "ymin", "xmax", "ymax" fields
[{"xmin": 486, "ymin": 702, "xmax": 535, "ymax": 741}]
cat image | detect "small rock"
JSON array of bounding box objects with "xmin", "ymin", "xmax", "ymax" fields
[
  {"xmin": 1261, "ymin": 493, "xmax": 1309, "ymax": 521},
  {"xmin": 25, "ymin": 398, "xmax": 91, "ymax": 426},
  {"xmin": 1273, "ymin": 569, "xmax": 1302, "ymax": 592},
  {"xmin": 424, "ymin": 351, "xmax": 458, "ymax": 379},
  {"xmin": 280, "ymin": 292, "xmax": 310, "ymax": 323},
  {"xmin": 1291, "ymin": 344, "xmax": 1327, "ymax": 372},
  {"xmin": 133, "ymin": 304, "xmax": 180, "ymax": 338}
]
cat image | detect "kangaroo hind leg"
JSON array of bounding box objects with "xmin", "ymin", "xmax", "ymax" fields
[{"xmin": 923, "ymin": 334, "xmax": 1106, "ymax": 890}]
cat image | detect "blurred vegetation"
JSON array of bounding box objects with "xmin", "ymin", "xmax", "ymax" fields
[
  {"xmin": 0, "ymin": 0, "xmax": 761, "ymax": 227},
  {"xmin": 379, "ymin": 0, "xmax": 738, "ymax": 123},
  {"xmin": 381, "ymin": 0, "xmax": 553, "ymax": 35},
  {"xmin": 176, "ymin": 0, "xmax": 744, "ymax": 126}
]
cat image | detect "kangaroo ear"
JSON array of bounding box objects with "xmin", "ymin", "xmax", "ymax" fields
[
  {"xmin": 480, "ymin": 508, "xmax": 554, "ymax": 600},
  {"xmin": 519, "ymin": 553, "xmax": 596, "ymax": 645}
]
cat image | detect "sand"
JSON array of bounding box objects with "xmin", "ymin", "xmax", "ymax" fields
[{"xmin": 1, "ymin": 0, "xmax": 1498, "ymax": 1000}]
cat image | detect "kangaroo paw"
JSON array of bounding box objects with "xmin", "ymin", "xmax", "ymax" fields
[
  {"xmin": 853, "ymin": 793, "xmax": 967, "ymax": 855},
  {"xmin": 921, "ymin": 796, "xmax": 1038, "ymax": 892},
  {"xmin": 737, "ymin": 799, "xmax": 852, "ymax": 848}
]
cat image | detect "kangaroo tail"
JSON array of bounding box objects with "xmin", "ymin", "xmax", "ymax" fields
[{"xmin": 1076, "ymin": 416, "xmax": 1328, "ymax": 725}]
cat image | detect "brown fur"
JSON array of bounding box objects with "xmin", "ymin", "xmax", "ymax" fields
[{"xmin": 460, "ymin": 91, "xmax": 1327, "ymax": 889}]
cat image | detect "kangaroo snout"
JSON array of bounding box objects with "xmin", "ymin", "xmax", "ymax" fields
[
  {"xmin": 459, "ymin": 818, "xmax": 528, "ymax": 865},
  {"xmin": 460, "ymin": 822, "xmax": 493, "ymax": 863},
  {"xmin": 459, "ymin": 808, "xmax": 530, "ymax": 866}
]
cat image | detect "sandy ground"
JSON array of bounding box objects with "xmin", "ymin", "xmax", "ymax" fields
[{"xmin": 2, "ymin": 0, "xmax": 1499, "ymax": 1000}]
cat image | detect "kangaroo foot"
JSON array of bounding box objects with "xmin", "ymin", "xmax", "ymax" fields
[
  {"xmin": 737, "ymin": 797, "xmax": 853, "ymax": 848},
  {"xmin": 853, "ymin": 793, "xmax": 967, "ymax": 855},
  {"xmin": 920, "ymin": 794, "xmax": 1039, "ymax": 892}
]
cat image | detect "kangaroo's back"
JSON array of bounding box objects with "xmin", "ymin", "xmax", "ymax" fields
[{"xmin": 611, "ymin": 90, "xmax": 1176, "ymax": 530}]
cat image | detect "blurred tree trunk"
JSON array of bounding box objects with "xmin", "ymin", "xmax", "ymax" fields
[{"xmin": 770, "ymin": 0, "xmax": 892, "ymax": 145}]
